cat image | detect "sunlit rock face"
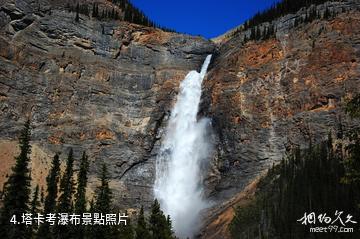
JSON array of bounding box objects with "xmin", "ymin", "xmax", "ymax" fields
[
  {"xmin": 0, "ymin": 0, "xmax": 215, "ymax": 211},
  {"xmin": 0, "ymin": 0, "xmax": 360, "ymax": 237},
  {"xmin": 199, "ymin": 1, "xmax": 360, "ymax": 238}
]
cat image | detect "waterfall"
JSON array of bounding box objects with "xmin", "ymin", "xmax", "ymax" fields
[{"xmin": 154, "ymin": 55, "xmax": 212, "ymax": 238}]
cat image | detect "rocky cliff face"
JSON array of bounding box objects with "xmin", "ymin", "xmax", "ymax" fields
[
  {"xmin": 0, "ymin": 0, "xmax": 359, "ymax": 236},
  {"xmin": 200, "ymin": 0, "xmax": 360, "ymax": 237},
  {"xmin": 0, "ymin": 0, "xmax": 214, "ymax": 210}
]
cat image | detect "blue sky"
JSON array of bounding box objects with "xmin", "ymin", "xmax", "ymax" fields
[{"xmin": 130, "ymin": 0, "xmax": 281, "ymax": 38}]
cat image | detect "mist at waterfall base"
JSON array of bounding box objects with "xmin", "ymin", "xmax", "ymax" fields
[{"xmin": 154, "ymin": 55, "xmax": 213, "ymax": 238}]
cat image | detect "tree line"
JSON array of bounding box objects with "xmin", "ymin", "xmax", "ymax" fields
[
  {"xmin": 0, "ymin": 121, "xmax": 176, "ymax": 239},
  {"xmin": 230, "ymin": 94, "xmax": 360, "ymax": 239},
  {"xmin": 232, "ymin": 0, "xmax": 348, "ymax": 42},
  {"xmin": 66, "ymin": 1, "xmax": 176, "ymax": 33}
]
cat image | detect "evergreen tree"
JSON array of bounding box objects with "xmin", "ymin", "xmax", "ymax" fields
[
  {"xmin": 118, "ymin": 212, "xmax": 135, "ymax": 239},
  {"xmin": 92, "ymin": 3, "xmax": 99, "ymax": 18},
  {"xmin": 135, "ymin": 206, "xmax": 151, "ymax": 239},
  {"xmin": 90, "ymin": 164, "xmax": 113, "ymax": 239},
  {"xmin": 166, "ymin": 215, "xmax": 173, "ymax": 236},
  {"xmin": 342, "ymin": 94, "xmax": 360, "ymax": 184},
  {"xmin": 75, "ymin": 3, "xmax": 80, "ymax": 22},
  {"xmin": 56, "ymin": 149, "xmax": 75, "ymax": 239},
  {"xmin": 94, "ymin": 164, "xmax": 112, "ymax": 213},
  {"xmin": 230, "ymin": 134, "xmax": 360, "ymax": 239},
  {"xmin": 73, "ymin": 152, "xmax": 89, "ymax": 239},
  {"xmin": 92, "ymin": 3, "xmax": 96, "ymax": 17},
  {"xmin": 346, "ymin": 94, "xmax": 360, "ymax": 118},
  {"xmin": 30, "ymin": 184, "xmax": 40, "ymax": 216},
  {"xmin": 231, "ymin": 0, "xmax": 342, "ymax": 39},
  {"xmin": 0, "ymin": 120, "xmax": 32, "ymax": 239},
  {"xmin": 74, "ymin": 152, "xmax": 89, "ymax": 213},
  {"xmin": 40, "ymin": 187, "xmax": 44, "ymax": 205},
  {"xmin": 29, "ymin": 185, "xmax": 41, "ymax": 235},
  {"xmin": 149, "ymin": 199, "xmax": 173, "ymax": 239},
  {"xmin": 58, "ymin": 150, "xmax": 75, "ymax": 213},
  {"xmin": 85, "ymin": 199, "xmax": 95, "ymax": 239},
  {"xmin": 36, "ymin": 154, "xmax": 61, "ymax": 239}
]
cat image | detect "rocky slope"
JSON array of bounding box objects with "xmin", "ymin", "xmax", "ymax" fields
[
  {"xmin": 0, "ymin": 0, "xmax": 215, "ymax": 210},
  {"xmin": 200, "ymin": 0, "xmax": 360, "ymax": 237},
  {"xmin": 0, "ymin": 0, "xmax": 359, "ymax": 236}
]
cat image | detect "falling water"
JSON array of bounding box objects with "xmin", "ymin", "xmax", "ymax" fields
[{"xmin": 154, "ymin": 55, "xmax": 213, "ymax": 238}]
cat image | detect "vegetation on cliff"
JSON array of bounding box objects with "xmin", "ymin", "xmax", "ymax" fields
[
  {"xmin": 230, "ymin": 95, "xmax": 360, "ymax": 239},
  {"xmin": 66, "ymin": 0, "xmax": 175, "ymax": 32},
  {"xmin": 0, "ymin": 120, "xmax": 32, "ymax": 239},
  {"xmin": 0, "ymin": 121, "xmax": 175, "ymax": 239},
  {"xmin": 231, "ymin": 0, "xmax": 350, "ymax": 42}
]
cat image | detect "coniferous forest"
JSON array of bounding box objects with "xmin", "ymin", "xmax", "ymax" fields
[
  {"xmin": 66, "ymin": 0, "xmax": 176, "ymax": 33},
  {"xmin": 230, "ymin": 0, "xmax": 351, "ymax": 42},
  {"xmin": 230, "ymin": 94, "xmax": 360, "ymax": 239},
  {"xmin": 0, "ymin": 0, "xmax": 359, "ymax": 238},
  {"xmin": 0, "ymin": 121, "xmax": 176, "ymax": 239}
]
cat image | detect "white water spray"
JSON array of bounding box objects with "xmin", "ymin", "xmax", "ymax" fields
[{"xmin": 154, "ymin": 55, "xmax": 212, "ymax": 238}]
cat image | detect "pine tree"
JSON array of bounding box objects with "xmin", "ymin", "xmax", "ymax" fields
[
  {"xmin": 36, "ymin": 154, "xmax": 61, "ymax": 239},
  {"xmin": 73, "ymin": 152, "xmax": 89, "ymax": 239},
  {"xmin": 149, "ymin": 199, "xmax": 173, "ymax": 239},
  {"xmin": 90, "ymin": 164, "xmax": 113, "ymax": 239},
  {"xmin": 94, "ymin": 164, "xmax": 112, "ymax": 213},
  {"xmin": 74, "ymin": 152, "xmax": 89, "ymax": 213},
  {"xmin": 29, "ymin": 185, "xmax": 41, "ymax": 235},
  {"xmin": 40, "ymin": 187, "xmax": 44, "ymax": 205},
  {"xmin": 58, "ymin": 149, "xmax": 75, "ymax": 213},
  {"xmin": 0, "ymin": 120, "xmax": 32, "ymax": 239},
  {"xmin": 75, "ymin": 3, "xmax": 80, "ymax": 22},
  {"xmin": 342, "ymin": 94, "xmax": 360, "ymax": 184},
  {"xmin": 56, "ymin": 149, "xmax": 75, "ymax": 239},
  {"xmin": 346, "ymin": 94, "xmax": 360, "ymax": 118},
  {"xmin": 119, "ymin": 212, "xmax": 135, "ymax": 239},
  {"xmin": 86, "ymin": 199, "xmax": 95, "ymax": 239},
  {"xmin": 92, "ymin": 3, "xmax": 96, "ymax": 17},
  {"xmin": 135, "ymin": 206, "xmax": 151, "ymax": 239}
]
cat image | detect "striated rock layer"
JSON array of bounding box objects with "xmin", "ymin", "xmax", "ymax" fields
[
  {"xmin": 0, "ymin": 0, "xmax": 359, "ymax": 236},
  {"xmin": 200, "ymin": 0, "xmax": 360, "ymax": 237},
  {"xmin": 0, "ymin": 0, "xmax": 215, "ymax": 210}
]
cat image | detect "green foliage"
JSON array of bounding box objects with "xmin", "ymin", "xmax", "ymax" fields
[
  {"xmin": 56, "ymin": 149, "xmax": 75, "ymax": 239},
  {"xmin": 342, "ymin": 130, "xmax": 360, "ymax": 184},
  {"xmin": 245, "ymin": 0, "xmax": 332, "ymax": 29},
  {"xmin": 230, "ymin": 200, "xmax": 262, "ymax": 239},
  {"xmin": 135, "ymin": 206, "xmax": 151, "ymax": 239},
  {"xmin": 74, "ymin": 152, "xmax": 90, "ymax": 214},
  {"xmin": 30, "ymin": 185, "xmax": 41, "ymax": 235},
  {"xmin": 58, "ymin": 149, "xmax": 75, "ymax": 213},
  {"xmin": 232, "ymin": 0, "xmax": 347, "ymax": 43},
  {"xmin": 118, "ymin": 214, "xmax": 135, "ymax": 239},
  {"xmin": 36, "ymin": 154, "xmax": 61, "ymax": 239},
  {"xmin": 30, "ymin": 185, "xmax": 41, "ymax": 215},
  {"xmin": 230, "ymin": 95, "xmax": 360, "ymax": 237},
  {"xmin": 94, "ymin": 164, "xmax": 112, "ymax": 214},
  {"xmin": 75, "ymin": 3, "xmax": 80, "ymax": 22},
  {"xmin": 149, "ymin": 199, "xmax": 174, "ymax": 239},
  {"xmin": 0, "ymin": 120, "xmax": 32, "ymax": 239},
  {"xmin": 230, "ymin": 136, "xmax": 360, "ymax": 239},
  {"xmin": 0, "ymin": 122, "xmax": 175, "ymax": 239},
  {"xmin": 342, "ymin": 94, "xmax": 360, "ymax": 185},
  {"xmin": 346, "ymin": 94, "xmax": 360, "ymax": 119},
  {"xmin": 92, "ymin": 3, "xmax": 99, "ymax": 18},
  {"xmin": 89, "ymin": 164, "xmax": 113, "ymax": 239},
  {"xmin": 45, "ymin": 154, "xmax": 61, "ymax": 213},
  {"xmin": 66, "ymin": 0, "xmax": 176, "ymax": 32},
  {"xmin": 73, "ymin": 152, "xmax": 90, "ymax": 239}
]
